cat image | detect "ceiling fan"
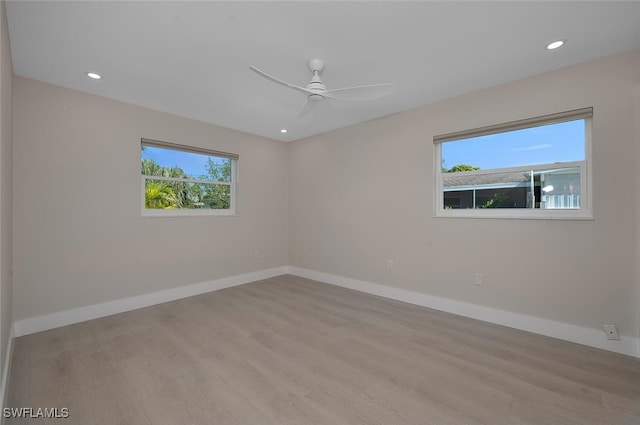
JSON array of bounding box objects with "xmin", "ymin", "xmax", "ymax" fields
[{"xmin": 249, "ymin": 59, "xmax": 394, "ymax": 117}]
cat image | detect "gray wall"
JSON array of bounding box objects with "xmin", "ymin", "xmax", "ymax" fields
[
  {"xmin": 12, "ymin": 77, "xmax": 289, "ymax": 321},
  {"xmin": 289, "ymin": 49, "xmax": 640, "ymax": 340}
]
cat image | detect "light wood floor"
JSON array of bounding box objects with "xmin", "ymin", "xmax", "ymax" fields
[{"xmin": 6, "ymin": 275, "xmax": 640, "ymax": 424}]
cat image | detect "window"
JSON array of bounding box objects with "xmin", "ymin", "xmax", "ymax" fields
[
  {"xmin": 434, "ymin": 108, "xmax": 592, "ymax": 219},
  {"xmin": 141, "ymin": 139, "xmax": 238, "ymax": 216}
]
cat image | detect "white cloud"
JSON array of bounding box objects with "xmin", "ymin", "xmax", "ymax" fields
[{"xmin": 511, "ymin": 144, "xmax": 553, "ymax": 152}]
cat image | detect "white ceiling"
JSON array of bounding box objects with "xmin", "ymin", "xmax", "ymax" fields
[{"xmin": 6, "ymin": 1, "xmax": 640, "ymax": 142}]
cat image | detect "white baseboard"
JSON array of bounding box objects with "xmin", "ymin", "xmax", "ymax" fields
[
  {"xmin": 11, "ymin": 265, "xmax": 640, "ymax": 358},
  {"xmin": 286, "ymin": 266, "xmax": 640, "ymax": 358},
  {"xmin": 0, "ymin": 323, "xmax": 15, "ymax": 413},
  {"xmin": 13, "ymin": 266, "xmax": 288, "ymax": 337}
]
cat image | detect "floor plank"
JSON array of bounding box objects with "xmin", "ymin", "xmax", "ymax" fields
[{"xmin": 6, "ymin": 275, "xmax": 640, "ymax": 424}]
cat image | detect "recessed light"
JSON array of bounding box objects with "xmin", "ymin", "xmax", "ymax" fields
[
  {"xmin": 86, "ymin": 72, "xmax": 102, "ymax": 80},
  {"xmin": 546, "ymin": 40, "xmax": 565, "ymax": 50},
  {"xmin": 280, "ymin": 129, "xmax": 287, "ymax": 134}
]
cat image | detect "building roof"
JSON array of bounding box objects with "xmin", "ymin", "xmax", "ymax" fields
[{"xmin": 443, "ymin": 171, "xmax": 531, "ymax": 191}]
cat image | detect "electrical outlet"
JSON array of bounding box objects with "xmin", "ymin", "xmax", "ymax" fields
[
  {"xmin": 474, "ymin": 272, "xmax": 483, "ymax": 286},
  {"xmin": 254, "ymin": 250, "xmax": 261, "ymax": 258},
  {"xmin": 602, "ymin": 324, "xmax": 620, "ymax": 340},
  {"xmin": 387, "ymin": 260, "xmax": 394, "ymax": 270}
]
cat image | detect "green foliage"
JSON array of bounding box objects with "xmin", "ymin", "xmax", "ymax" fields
[
  {"xmin": 203, "ymin": 184, "xmax": 231, "ymax": 210},
  {"xmin": 480, "ymin": 193, "xmax": 508, "ymax": 209},
  {"xmin": 200, "ymin": 158, "xmax": 231, "ymax": 209},
  {"xmin": 142, "ymin": 157, "xmax": 231, "ymax": 210},
  {"xmin": 445, "ymin": 164, "xmax": 481, "ymax": 173},
  {"xmin": 145, "ymin": 181, "xmax": 179, "ymax": 209},
  {"xmin": 204, "ymin": 157, "xmax": 231, "ymax": 182}
]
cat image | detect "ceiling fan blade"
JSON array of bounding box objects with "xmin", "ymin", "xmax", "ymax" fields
[
  {"xmin": 297, "ymin": 98, "xmax": 318, "ymax": 118},
  {"xmin": 249, "ymin": 66, "xmax": 313, "ymax": 96},
  {"xmin": 321, "ymin": 83, "xmax": 394, "ymax": 101}
]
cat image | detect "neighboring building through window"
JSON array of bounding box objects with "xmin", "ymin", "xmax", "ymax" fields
[
  {"xmin": 434, "ymin": 108, "xmax": 592, "ymax": 219},
  {"xmin": 141, "ymin": 139, "xmax": 238, "ymax": 216}
]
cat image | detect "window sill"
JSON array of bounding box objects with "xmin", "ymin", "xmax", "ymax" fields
[
  {"xmin": 142, "ymin": 210, "xmax": 238, "ymax": 218},
  {"xmin": 434, "ymin": 209, "xmax": 593, "ymax": 220}
]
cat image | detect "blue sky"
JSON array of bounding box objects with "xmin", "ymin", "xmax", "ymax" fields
[
  {"xmin": 142, "ymin": 147, "xmax": 227, "ymax": 179},
  {"xmin": 442, "ymin": 119, "xmax": 585, "ymax": 170}
]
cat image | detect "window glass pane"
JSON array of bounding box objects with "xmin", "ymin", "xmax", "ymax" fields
[
  {"xmin": 442, "ymin": 119, "xmax": 585, "ymax": 172},
  {"xmin": 540, "ymin": 167, "xmax": 581, "ymax": 209},
  {"xmin": 442, "ymin": 166, "xmax": 580, "ymax": 209},
  {"xmin": 141, "ymin": 146, "xmax": 232, "ymax": 182},
  {"xmin": 443, "ymin": 170, "xmax": 534, "ymax": 209},
  {"xmin": 197, "ymin": 183, "xmax": 231, "ymax": 210},
  {"xmin": 144, "ymin": 179, "xmax": 231, "ymax": 210}
]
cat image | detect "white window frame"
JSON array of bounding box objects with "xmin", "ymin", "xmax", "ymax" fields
[
  {"xmin": 434, "ymin": 108, "xmax": 593, "ymax": 220},
  {"xmin": 141, "ymin": 138, "xmax": 238, "ymax": 217}
]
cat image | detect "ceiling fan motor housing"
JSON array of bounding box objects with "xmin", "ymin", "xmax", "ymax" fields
[
  {"xmin": 307, "ymin": 93, "xmax": 324, "ymax": 102},
  {"xmin": 306, "ymin": 79, "xmax": 326, "ymax": 93},
  {"xmin": 306, "ymin": 61, "xmax": 326, "ymax": 93}
]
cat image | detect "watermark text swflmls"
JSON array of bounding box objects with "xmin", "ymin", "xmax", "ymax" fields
[{"xmin": 3, "ymin": 407, "xmax": 69, "ymax": 419}]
